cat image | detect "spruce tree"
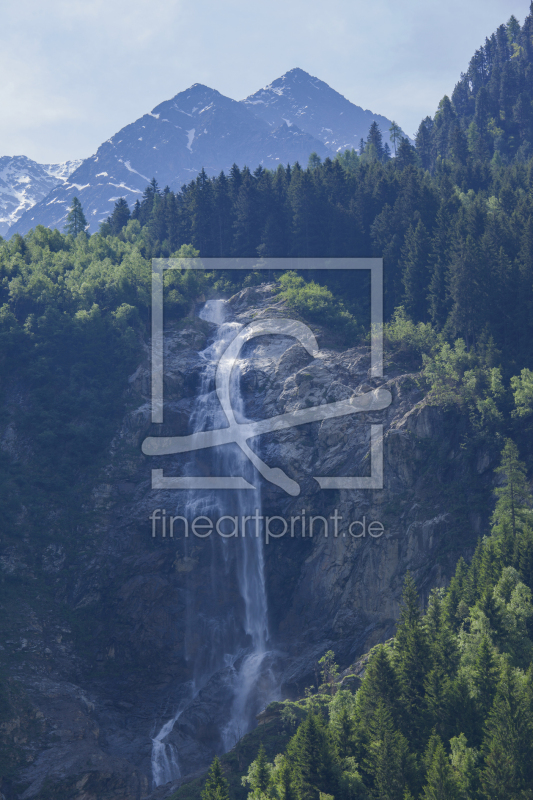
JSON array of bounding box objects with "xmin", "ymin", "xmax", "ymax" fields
[
  {"xmin": 481, "ymin": 663, "xmax": 533, "ymax": 799},
  {"xmin": 202, "ymin": 757, "xmax": 230, "ymax": 800},
  {"xmin": 356, "ymin": 644, "xmax": 400, "ymax": 725},
  {"xmin": 401, "ymin": 220, "xmax": 431, "ymax": 321},
  {"xmin": 367, "ymin": 122, "xmax": 384, "ymax": 161},
  {"xmin": 275, "ymin": 757, "xmax": 295, "ymax": 800},
  {"xmin": 492, "ymin": 439, "xmax": 533, "ymax": 537},
  {"xmin": 64, "ymin": 196, "xmax": 88, "ymax": 236},
  {"xmin": 472, "ymin": 635, "xmax": 499, "ymax": 734},
  {"xmin": 365, "ymin": 700, "xmax": 411, "ymax": 800},
  {"xmin": 255, "ymin": 744, "xmax": 270, "ymax": 793},
  {"xmin": 422, "ymin": 737, "xmax": 459, "ymax": 800},
  {"xmin": 389, "ymin": 121, "xmax": 402, "ymax": 156},
  {"xmin": 395, "ymin": 138, "xmax": 418, "ymax": 169},
  {"xmin": 109, "ymin": 197, "xmax": 130, "ymax": 235},
  {"xmin": 286, "ymin": 713, "xmax": 337, "ymax": 800},
  {"xmin": 394, "ymin": 573, "xmax": 430, "ymax": 748}
]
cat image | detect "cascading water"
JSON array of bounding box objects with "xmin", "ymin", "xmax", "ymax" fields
[{"xmin": 151, "ymin": 299, "xmax": 279, "ymax": 787}]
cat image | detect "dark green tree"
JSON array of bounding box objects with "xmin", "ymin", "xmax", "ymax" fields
[
  {"xmin": 64, "ymin": 196, "xmax": 88, "ymax": 236},
  {"xmin": 108, "ymin": 197, "xmax": 130, "ymax": 236},
  {"xmin": 401, "ymin": 220, "xmax": 431, "ymax": 321},
  {"xmin": 367, "ymin": 121, "xmax": 384, "ymax": 161},
  {"xmin": 422, "ymin": 737, "xmax": 459, "ymax": 800},
  {"xmin": 394, "ymin": 573, "xmax": 430, "ymax": 749},
  {"xmin": 492, "ymin": 439, "xmax": 533, "ymax": 537},
  {"xmin": 389, "ymin": 121, "xmax": 402, "ymax": 156},
  {"xmin": 202, "ymin": 757, "xmax": 230, "ymax": 800},
  {"xmin": 481, "ymin": 663, "xmax": 533, "ymax": 799},
  {"xmin": 365, "ymin": 700, "xmax": 412, "ymax": 800},
  {"xmin": 285, "ymin": 713, "xmax": 337, "ymax": 800}
]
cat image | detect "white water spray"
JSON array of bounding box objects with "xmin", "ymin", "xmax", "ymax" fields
[{"xmin": 150, "ymin": 299, "xmax": 279, "ymax": 786}]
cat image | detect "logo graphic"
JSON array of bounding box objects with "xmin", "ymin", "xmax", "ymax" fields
[{"xmin": 142, "ymin": 258, "xmax": 389, "ymax": 494}]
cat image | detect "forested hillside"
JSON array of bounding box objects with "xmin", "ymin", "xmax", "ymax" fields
[{"xmin": 193, "ymin": 442, "xmax": 533, "ymax": 800}]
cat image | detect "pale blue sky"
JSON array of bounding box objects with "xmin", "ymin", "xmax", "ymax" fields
[{"xmin": 1, "ymin": 0, "xmax": 531, "ymax": 164}]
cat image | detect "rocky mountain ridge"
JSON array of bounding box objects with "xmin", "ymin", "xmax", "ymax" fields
[
  {"xmin": 7, "ymin": 70, "xmax": 400, "ymax": 236},
  {"xmin": 243, "ymin": 68, "xmax": 402, "ymax": 153}
]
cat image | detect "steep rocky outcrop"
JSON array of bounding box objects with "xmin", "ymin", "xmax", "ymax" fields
[{"xmin": 0, "ymin": 285, "xmax": 493, "ymax": 799}]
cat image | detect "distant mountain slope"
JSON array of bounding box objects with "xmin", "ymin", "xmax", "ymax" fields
[
  {"xmin": 0, "ymin": 156, "xmax": 82, "ymax": 237},
  {"xmin": 9, "ymin": 84, "xmax": 330, "ymax": 235},
  {"xmin": 8, "ymin": 72, "xmax": 404, "ymax": 237},
  {"xmin": 243, "ymin": 68, "xmax": 406, "ymax": 152}
]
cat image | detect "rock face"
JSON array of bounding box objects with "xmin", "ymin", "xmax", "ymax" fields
[{"xmin": 0, "ymin": 286, "xmax": 490, "ymax": 799}]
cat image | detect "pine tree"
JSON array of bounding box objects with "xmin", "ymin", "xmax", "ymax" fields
[
  {"xmin": 365, "ymin": 700, "xmax": 411, "ymax": 800},
  {"xmin": 255, "ymin": 745, "xmax": 270, "ymax": 793},
  {"xmin": 401, "ymin": 220, "xmax": 431, "ymax": 321},
  {"xmin": 481, "ymin": 663, "xmax": 533, "ymax": 799},
  {"xmin": 389, "ymin": 121, "xmax": 402, "ymax": 156},
  {"xmin": 202, "ymin": 757, "xmax": 230, "ymax": 800},
  {"xmin": 424, "ymin": 591, "xmax": 459, "ymax": 739},
  {"xmin": 472, "ymin": 635, "xmax": 499, "ymax": 732},
  {"xmin": 286, "ymin": 713, "xmax": 337, "ymax": 800},
  {"xmin": 356, "ymin": 644, "xmax": 400, "ymax": 724},
  {"xmin": 394, "ymin": 573, "xmax": 430, "ymax": 749},
  {"xmin": 367, "ymin": 122, "xmax": 384, "ymax": 161},
  {"xmin": 492, "ymin": 439, "xmax": 533, "ymax": 537},
  {"xmin": 422, "ymin": 737, "xmax": 459, "ymax": 800},
  {"xmin": 108, "ymin": 197, "xmax": 130, "ymax": 235},
  {"xmin": 275, "ymin": 757, "xmax": 295, "ymax": 800},
  {"xmin": 64, "ymin": 196, "xmax": 88, "ymax": 236},
  {"xmin": 395, "ymin": 138, "xmax": 418, "ymax": 169},
  {"xmin": 415, "ymin": 118, "xmax": 433, "ymax": 170}
]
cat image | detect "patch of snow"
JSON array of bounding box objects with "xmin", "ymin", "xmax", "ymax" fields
[
  {"xmin": 139, "ymin": 137, "xmax": 142, "ymax": 141},
  {"xmin": 121, "ymin": 160, "xmax": 149, "ymax": 181},
  {"xmin": 282, "ymin": 118, "xmax": 293, "ymax": 127},
  {"xmin": 109, "ymin": 182, "xmax": 142, "ymax": 194},
  {"xmin": 148, "ymin": 112, "xmax": 160, "ymax": 119},
  {"xmin": 173, "ymin": 104, "xmax": 193, "ymax": 117},
  {"xmin": 67, "ymin": 183, "xmax": 90, "ymax": 191},
  {"xmin": 44, "ymin": 159, "xmax": 83, "ymax": 181},
  {"xmin": 186, "ymin": 128, "xmax": 196, "ymax": 152},
  {"xmin": 95, "ymin": 172, "xmax": 108, "ymax": 177}
]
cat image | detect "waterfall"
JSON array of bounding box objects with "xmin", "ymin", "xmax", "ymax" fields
[{"xmin": 151, "ymin": 299, "xmax": 279, "ymax": 787}]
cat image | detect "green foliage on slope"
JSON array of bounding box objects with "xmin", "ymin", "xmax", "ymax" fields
[
  {"xmin": 0, "ymin": 227, "xmax": 202, "ymax": 508},
  {"xmin": 190, "ymin": 441, "xmax": 533, "ymax": 800}
]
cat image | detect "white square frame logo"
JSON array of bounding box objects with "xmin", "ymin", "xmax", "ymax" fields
[{"xmin": 144, "ymin": 258, "xmax": 388, "ymax": 492}]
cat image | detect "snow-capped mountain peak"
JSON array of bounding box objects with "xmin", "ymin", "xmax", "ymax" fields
[{"xmin": 0, "ymin": 156, "xmax": 82, "ymax": 237}]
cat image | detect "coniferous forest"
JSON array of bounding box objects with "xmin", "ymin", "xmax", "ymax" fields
[
  {"xmin": 4, "ymin": 8, "xmax": 533, "ymax": 800},
  {"xmin": 197, "ymin": 441, "xmax": 533, "ymax": 800}
]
